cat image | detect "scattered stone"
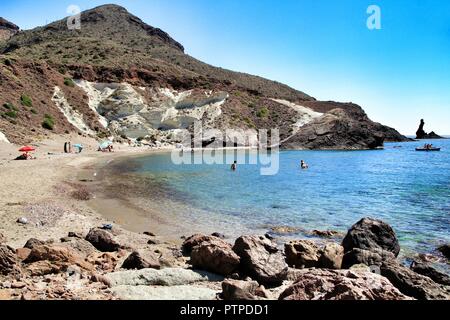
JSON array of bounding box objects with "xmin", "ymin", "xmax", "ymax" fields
[
  {"xmin": 11, "ymin": 282, "xmax": 26, "ymax": 289},
  {"xmin": 91, "ymin": 274, "xmax": 112, "ymax": 287},
  {"xmin": 190, "ymin": 238, "xmax": 240, "ymax": 276},
  {"xmin": 68, "ymin": 232, "xmax": 82, "ymax": 238},
  {"xmin": 143, "ymin": 232, "xmax": 156, "ymax": 237},
  {"xmin": 380, "ymin": 260, "xmax": 450, "ymax": 300},
  {"xmin": 122, "ymin": 251, "xmax": 161, "ymax": 270},
  {"xmin": 0, "ymin": 245, "xmax": 21, "ymax": 275},
  {"xmin": 312, "ymin": 230, "xmax": 343, "ymax": 238},
  {"xmin": 85, "ymin": 228, "xmax": 120, "ymax": 252},
  {"xmin": 221, "ymin": 279, "xmax": 261, "ymax": 300},
  {"xmin": 147, "ymin": 239, "xmax": 161, "ymax": 245},
  {"xmin": 319, "ymin": 243, "xmax": 344, "ymax": 269},
  {"xmin": 270, "ymin": 226, "xmax": 301, "ymax": 235},
  {"xmin": 342, "ymin": 248, "xmax": 395, "ymax": 269},
  {"xmin": 279, "ymin": 268, "xmax": 412, "ymax": 300},
  {"xmin": 233, "ymin": 235, "xmax": 288, "ymax": 286},
  {"xmin": 410, "ymin": 261, "xmax": 450, "ymax": 286},
  {"xmin": 61, "ymin": 238, "xmax": 98, "ymax": 257},
  {"xmin": 0, "ymin": 233, "xmax": 6, "ymax": 244},
  {"xmin": 342, "ymin": 218, "xmax": 400, "ymax": 257},
  {"xmin": 437, "ymin": 244, "xmax": 450, "ymax": 260},
  {"xmin": 285, "ymin": 240, "xmax": 321, "ymax": 268},
  {"xmin": 24, "ymin": 238, "xmax": 45, "ymax": 250},
  {"xmin": 182, "ymin": 234, "xmax": 221, "ymax": 255},
  {"xmin": 211, "ymin": 232, "xmax": 226, "ymax": 239},
  {"xmin": 17, "ymin": 217, "xmax": 28, "ymax": 225}
]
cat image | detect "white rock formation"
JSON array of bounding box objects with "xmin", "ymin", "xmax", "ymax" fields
[
  {"xmin": 271, "ymin": 99, "xmax": 323, "ymax": 134},
  {"xmin": 0, "ymin": 130, "xmax": 9, "ymax": 143},
  {"xmin": 51, "ymin": 86, "xmax": 96, "ymax": 136}
]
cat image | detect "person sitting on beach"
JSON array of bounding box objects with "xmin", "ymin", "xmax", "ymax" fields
[
  {"xmin": 231, "ymin": 161, "xmax": 237, "ymax": 171},
  {"xmin": 301, "ymin": 160, "xmax": 309, "ymax": 169}
]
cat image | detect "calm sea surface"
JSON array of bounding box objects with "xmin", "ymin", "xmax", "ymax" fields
[{"xmin": 113, "ymin": 139, "xmax": 450, "ymax": 264}]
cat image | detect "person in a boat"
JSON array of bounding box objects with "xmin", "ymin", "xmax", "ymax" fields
[
  {"xmin": 231, "ymin": 161, "xmax": 237, "ymax": 171},
  {"xmin": 301, "ymin": 160, "xmax": 309, "ymax": 169}
]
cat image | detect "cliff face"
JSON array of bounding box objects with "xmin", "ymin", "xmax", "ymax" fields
[
  {"xmin": 0, "ymin": 18, "xmax": 19, "ymax": 42},
  {"xmin": 0, "ymin": 5, "xmax": 408, "ymax": 148}
]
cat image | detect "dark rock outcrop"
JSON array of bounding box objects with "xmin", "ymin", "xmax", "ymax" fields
[
  {"xmin": 416, "ymin": 119, "xmax": 443, "ymax": 139},
  {"xmin": 190, "ymin": 238, "xmax": 240, "ymax": 276},
  {"xmin": 437, "ymin": 244, "xmax": 450, "ymax": 260},
  {"xmin": 279, "ymin": 268, "xmax": 411, "ymax": 300},
  {"xmin": 0, "ymin": 245, "xmax": 21, "ymax": 275},
  {"xmin": 342, "ymin": 218, "xmax": 400, "ymax": 257},
  {"xmin": 380, "ymin": 260, "xmax": 450, "ymax": 300},
  {"xmin": 181, "ymin": 234, "xmax": 221, "ymax": 255},
  {"xmin": 285, "ymin": 240, "xmax": 321, "ymax": 268},
  {"xmin": 122, "ymin": 251, "xmax": 160, "ymax": 270},
  {"xmin": 342, "ymin": 248, "xmax": 395, "ymax": 269},
  {"xmin": 85, "ymin": 228, "xmax": 120, "ymax": 252},
  {"xmin": 233, "ymin": 235, "xmax": 288, "ymax": 286},
  {"xmin": 410, "ymin": 261, "xmax": 450, "ymax": 286},
  {"xmin": 24, "ymin": 238, "xmax": 46, "ymax": 250}
]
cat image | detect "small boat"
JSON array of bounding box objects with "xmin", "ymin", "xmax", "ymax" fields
[{"xmin": 416, "ymin": 147, "xmax": 441, "ymax": 152}]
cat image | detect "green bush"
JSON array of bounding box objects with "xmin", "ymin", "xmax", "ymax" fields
[
  {"xmin": 20, "ymin": 95, "xmax": 33, "ymax": 107},
  {"xmin": 42, "ymin": 114, "xmax": 55, "ymax": 130},
  {"xmin": 4, "ymin": 111, "xmax": 17, "ymax": 118},
  {"xmin": 64, "ymin": 78, "xmax": 75, "ymax": 87},
  {"xmin": 3, "ymin": 103, "xmax": 18, "ymax": 111},
  {"xmin": 256, "ymin": 107, "xmax": 269, "ymax": 118}
]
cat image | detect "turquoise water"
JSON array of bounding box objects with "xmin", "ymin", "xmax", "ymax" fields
[{"xmin": 117, "ymin": 139, "xmax": 450, "ymax": 261}]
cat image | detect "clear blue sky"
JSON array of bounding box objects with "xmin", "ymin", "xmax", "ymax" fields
[{"xmin": 2, "ymin": 0, "xmax": 449, "ymax": 135}]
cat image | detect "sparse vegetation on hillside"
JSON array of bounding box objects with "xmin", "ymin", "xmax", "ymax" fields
[
  {"xmin": 20, "ymin": 94, "xmax": 33, "ymax": 107},
  {"xmin": 64, "ymin": 78, "xmax": 75, "ymax": 87},
  {"xmin": 256, "ymin": 107, "xmax": 269, "ymax": 118},
  {"xmin": 42, "ymin": 114, "xmax": 55, "ymax": 130}
]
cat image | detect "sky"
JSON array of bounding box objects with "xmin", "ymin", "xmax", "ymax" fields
[{"xmin": 1, "ymin": 0, "xmax": 449, "ymax": 135}]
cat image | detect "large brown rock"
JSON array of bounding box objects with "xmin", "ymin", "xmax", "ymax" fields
[
  {"xmin": 279, "ymin": 268, "xmax": 411, "ymax": 300},
  {"xmin": 342, "ymin": 218, "xmax": 400, "ymax": 257},
  {"xmin": 410, "ymin": 261, "xmax": 450, "ymax": 286},
  {"xmin": 24, "ymin": 238, "xmax": 45, "ymax": 250},
  {"xmin": 182, "ymin": 234, "xmax": 221, "ymax": 255},
  {"xmin": 24, "ymin": 245, "xmax": 93, "ymax": 275},
  {"xmin": 319, "ymin": 243, "xmax": 344, "ymax": 269},
  {"xmin": 380, "ymin": 260, "xmax": 450, "ymax": 300},
  {"xmin": 285, "ymin": 240, "xmax": 321, "ymax": 268},
  {"xmin": 190, "ymin": 238, "xmax": 240, "ymax": 276},
  {"xmin": 0, "ymin": 245, "xmax": 21, "ymax": 276},
  {"xmin": 85, "ymin": 228, "xmax": 120, "ymax": 252},
  {"xmin": 342, "ymin": 248, "xmax": 395, "ymax": 269},
  {"xmin": 122, "ymin": 251, "xmax": 160, "ymax": 270},
  {"xmin": 233, "ymin": 235, "xmax": 288, "ymax": 286},
  {"xmin": 221, "ymin": 279, "xmax": 261, "ymax": 300}
]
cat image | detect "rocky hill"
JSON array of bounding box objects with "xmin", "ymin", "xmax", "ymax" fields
[
  {"xmin": 0, "ymin": 17, "xmax": 19, "ymax": 42},
  {"xmin": 0, "ymin": 4, "xmax": 408, "ymax": 149}
]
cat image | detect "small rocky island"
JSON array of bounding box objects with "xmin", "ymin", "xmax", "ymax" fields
[{"xmin": 416, "ymin": 119, "xmax": 444, "ymax": 139}]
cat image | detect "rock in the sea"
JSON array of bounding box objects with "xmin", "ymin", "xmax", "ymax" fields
[
  {"xmin": 23, "ymin": 245, "xmax": 93, "ymax": 275},
  {"xmin": 233, "ymin": 235, "xmax": 288, "ymax": 286},
  {"xmin": 410, "ymin": 261, "xmax": 450, "ymax": 286},
  {"xmin": 437, "ymin": 244, "xmax": 450, "ymax": 260},
  {"xmin": 182, "ymin": 234, "xmax": 221, "ymax": 255},
  {"xmin": 319, "ymin": 243, "xmax": 344, "ymax": 269},
  {"xmin": 285, "ymin": 240, "xmax": 321, "ymax": 268},
  {"xmin": 342, "ymin": 218, "xmax": 400, "ymax": 257},
  {"xmin": 381, "ymin": 260, "xmax": 450, "ymax": 300},
  {"xmin": 0, "ymin": 245, "xmax": 21, "ymax": 275},
  {"xmin": 24, "ymin": 238, "xmax": 45, "ymax": 250},
  {"xmin": 211, "ymin": 232, "xmax": 226, "ymax": 239},
  {"xmin": 122, "ymin": 251, "xmax": 160, "ymax": 270},
  {"xmin": 221, "ymin": 279, "xmax": 262, "ymax": 300},
  {"xmin": 416, "ymin": 119, "xmax": 443, "ymax": 139},
  {"xmin": 85, "ymin": 228, "xmax": 120, "ymax": 252},
  {"xmin": 311, "ymin": 230, "xmax": 343, "ymax": 238},
  {"xmin": 279, "ymin": 268, "xmax": 411, "ymax": 300},
  {"xmin": 342, "ymin": 248, "xmax": 395, "ymax": 269},
  {"xmin": 190, "ymin": 238, "xmax": 240, "ymax": 276}
]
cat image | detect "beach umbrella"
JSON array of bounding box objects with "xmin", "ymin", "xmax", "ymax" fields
[{"xmin": 19, "ymin": 146, "xmax": 35, "ymax": 153}]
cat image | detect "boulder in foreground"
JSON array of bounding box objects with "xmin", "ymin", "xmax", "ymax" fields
[
  {"xmin": 279, "ymin": 268, "xmax": 412, "ymax": 300},
  {"xmin": 233, "ymin": 235, "xmax": 288, "ymax": 286},
  {"xmin": 122, "ymin": 251, "xmax": 160, "ymax": 270},
  {"xmin": 85, "ymin": 228, "xmax": 120, "ymax": 252}
]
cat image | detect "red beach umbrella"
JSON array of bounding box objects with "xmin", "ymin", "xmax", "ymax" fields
[{"xmin": 19, "ymin": 146, "xmax": 36, "ymax": 153}]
